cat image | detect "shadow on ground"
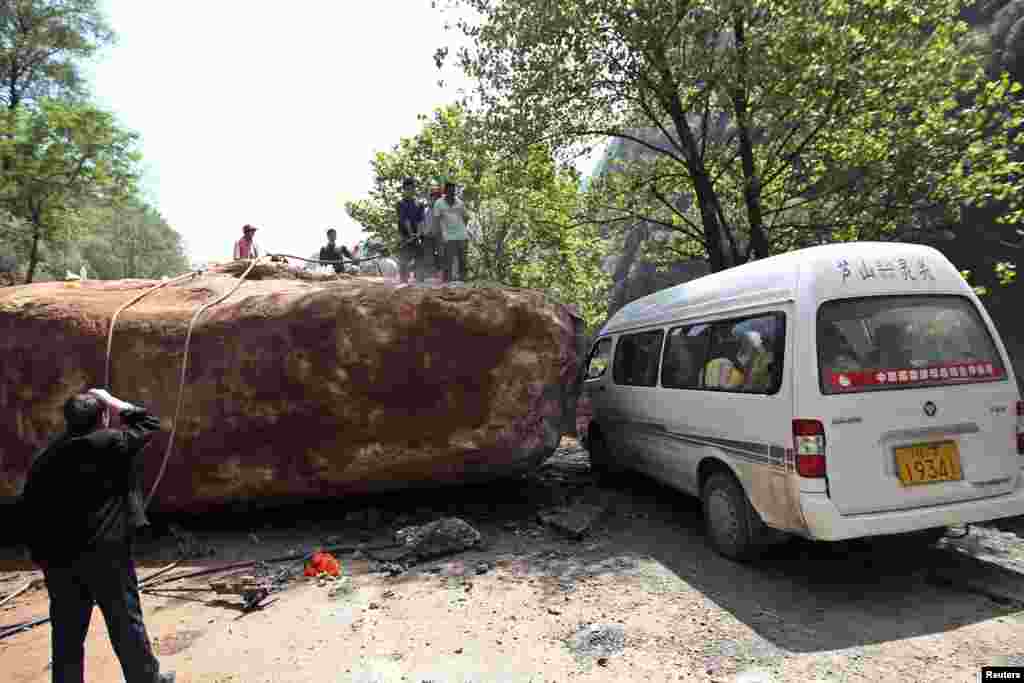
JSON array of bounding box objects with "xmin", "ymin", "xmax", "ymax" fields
[{"xmin": 4, "ymin": 440, "xmax": 1023, "ymax": 658}]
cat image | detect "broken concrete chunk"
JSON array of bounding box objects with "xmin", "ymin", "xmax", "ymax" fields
[
  {"xmin": 566, "ymin": 623, "xmax": 626, "ymax": 658},
  {"xmin": 394, "ymin": 517, "xmax": 482, "ymax": 562},
  {"xmin": 538, "ymin": 503, "xmax": 606, "ymax": 539}
]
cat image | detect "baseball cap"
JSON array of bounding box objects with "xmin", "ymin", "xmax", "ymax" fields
[{"xmin": 243, "ymin": 224, "xmax": 257, "ymax": 232}]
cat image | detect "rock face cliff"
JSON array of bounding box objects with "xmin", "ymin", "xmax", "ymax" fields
[{"xmin": 0, "ymin": 263, "xmax": 583, "ymax": 513}]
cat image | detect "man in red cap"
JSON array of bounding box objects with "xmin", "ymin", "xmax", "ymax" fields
[{"xmin": 233, "ymin": 224, "xmax": 261, "ymax": 260}]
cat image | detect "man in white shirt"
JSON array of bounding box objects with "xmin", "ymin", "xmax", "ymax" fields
[{"xmin": 432, "ymin": 181, "xmax": 470, "ymax": 282}]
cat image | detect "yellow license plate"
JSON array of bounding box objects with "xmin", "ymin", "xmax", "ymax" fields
[{"xmin": 894, "ymin": 441, "xmax": 962, "ymax": 486}]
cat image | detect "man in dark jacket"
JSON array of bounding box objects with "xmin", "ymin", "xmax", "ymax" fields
[
  {"xmin": 18, "ymin": 388, "xmax": 174, "ymax": 683},
  {"xmin": 396, "ymin": 177, "xmax": 425, "ymax": 284},
  {"xmin": 319, "ymin": 228, "xmax": 354, "ymax": 273}
]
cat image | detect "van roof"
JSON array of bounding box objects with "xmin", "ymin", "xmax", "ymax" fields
[{"xmin": 601, "ymin": 242, "xmax": 963, "ymax": 335}]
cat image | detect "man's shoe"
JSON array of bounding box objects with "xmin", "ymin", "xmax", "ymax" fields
[{"xmin": 158, "ymin": 672, "xmax": 176, "ymax": 683}]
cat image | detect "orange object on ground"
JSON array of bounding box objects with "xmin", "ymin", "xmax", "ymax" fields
[{"xmin": 304, "ymin": 551, "xmax": 341, "ymax": 577}]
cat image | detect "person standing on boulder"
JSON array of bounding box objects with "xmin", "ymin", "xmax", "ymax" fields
[
  {"xmin": 17, "ymin": 389, "xmax": 175, "ymax": 683},
  {"xmin": 433, "ymin": 181, "xmax": 470, "ymax": 282},
  {"xmin": 396, "ymin": 177, "xmax": 425, "ymax": 284},
  {"xmin": 417, "ymin": 185, "xmax": 444, "ymax": 282},
  {"xmin": 233, "ymin": 224, "xmax": 260, "ymax": 260},
  {"xmin": 319, "ymin": 228, "xmax": 354, "ymax": 274}
]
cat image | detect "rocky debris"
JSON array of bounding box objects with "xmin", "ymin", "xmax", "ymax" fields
[
  {"xmin": 566, "ymin": 623, "xmax": 626, "ymax": 658},
  {"xmin": 538, "ymin": 503, "xmax": 606, "ymax": 540},
  {"xmin": 394, "ymin": 517, "xmax": 482, "ymax": 563},
  {"xmin": 0, "ymin": 267, "xmax": 584, "ymax": 512},
  {"xmin": 326, "ymin": 577, "xmax": 355, "ymax": 600},
  {"xmin": 371, "ymin": 561, "xmax": 406, "ymax": 577},
  {"xmin": 168, "ymin": 524, "xmax": 215, "ymax": 559}
]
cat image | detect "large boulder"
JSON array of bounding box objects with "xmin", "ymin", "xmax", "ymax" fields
[{"xmin": 0, "ymin": 263, "xmax": 583, "ymax": 513}]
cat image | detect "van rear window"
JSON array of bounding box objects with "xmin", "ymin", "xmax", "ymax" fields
[{"xmin": 817, "ymin": 295, "xmax": 1006, "ymax": 394}]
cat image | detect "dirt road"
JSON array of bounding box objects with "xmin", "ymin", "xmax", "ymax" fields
[{"xmin": 3, "ymin": 439, "xmax": 1024, "ymax": 682}]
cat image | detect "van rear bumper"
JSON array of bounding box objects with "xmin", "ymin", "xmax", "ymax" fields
[{"xmin": 798, "ymin": 477, "xmax": 1024, "ymax": 541}]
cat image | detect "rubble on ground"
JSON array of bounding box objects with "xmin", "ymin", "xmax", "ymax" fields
[
  {"xmin": 394, "ymin": 517, "xmax": 482, "ymax": 563},
  {"xmin": 168, "ymin": 524, "xmax": 215, "ymax": 559},
  {"xmin": 538, "ymin": 503, "xmax": 606, "ymax": 540},
  {"xmin": 566, "ymin": 623, "xmax": 627, "ymax": 658},
  {"xmin": 0, "ymin": 265, "xmax": 585, "ymax": 512}
]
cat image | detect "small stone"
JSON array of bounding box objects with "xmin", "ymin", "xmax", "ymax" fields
[
  {"xmin": 454, "ymin": 648, "xmax": 463, "ymax": 654},
  {"xmin": 368, "ymin": 602, "xmax": 380, "ymax": 610},
  {"xmin": 597, "ymin": 657, "xmax": 609, "ymax": 667},
  {"xmin": 547, "ymin": 608, "xmax": 562, "ymax": 615}
]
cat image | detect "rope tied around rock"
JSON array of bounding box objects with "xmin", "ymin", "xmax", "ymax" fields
[{"xmin": 103, "ymin": 258, "xmax": 263, "ymax": 510}]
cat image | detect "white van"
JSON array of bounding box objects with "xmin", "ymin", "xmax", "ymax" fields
[{"xmin": 581, "ymin": 242, "xmax": 1024, "ymax": 560}]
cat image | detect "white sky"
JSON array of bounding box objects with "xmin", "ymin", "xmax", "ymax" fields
[{"xmin": 83, "ymin": 0, "xmax": 478, "ymax": 267}]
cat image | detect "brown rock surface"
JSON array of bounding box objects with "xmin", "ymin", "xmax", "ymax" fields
[{"xmin": 0, "ymin": 263, "xmax": 583, "ymax": 513}]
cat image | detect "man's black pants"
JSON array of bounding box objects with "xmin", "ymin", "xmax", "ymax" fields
[{"xmin": 42, "ymin": 542, "xmax": 161, "ymax": 683}]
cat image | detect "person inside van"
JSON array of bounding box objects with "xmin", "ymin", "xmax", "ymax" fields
[
  {"xmin": 869, "ymin": 322, "xmax": 914, "ymax": 369},
  {"xmin": 703, "ymin": 350, "xmax": 744, "ymax": 389},
  {"xmin": 821, "ymin": 323, "xmax": 862, "ymax": 373},
  {"xmin": 737, "ymin": 330, "xmax": 774, "ymax": 392}
]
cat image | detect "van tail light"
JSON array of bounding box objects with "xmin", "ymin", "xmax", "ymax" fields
[
  {"xmin": 793, "ymin": 419, "xmax": 827, "ymax": 478},
  {"xmin": 1017, "ymin": 401, "xmax": 1023, "ymax": 456}
]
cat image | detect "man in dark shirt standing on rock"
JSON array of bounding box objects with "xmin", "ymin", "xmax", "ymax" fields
[
  {"xmin": 396, "ymin": 177, "xmax": 425, "ymax": 284},
  {"xmin": 319, "ymin": 228, "xmax": 354, "ymax": 274},
  {"xmin": 18, "ymin": 388, "xmax": 174, "ymax": 683}
]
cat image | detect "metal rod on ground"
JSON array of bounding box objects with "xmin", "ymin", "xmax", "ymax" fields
[
  {"xmin": 0, "ymin": 616, "xmax": 49, "ymax": 641},
  {"xmin": 139, "ymin": 561, "xmax": 180, "ymax": 586},
  {"xmin": 141, "ymin": 542, "xmax": 403, "ymax": 589},
  {"xmin": 0, "ymin": 581, "xmax": 33, "ymax": 611},
  {"xmin": 0, "ymin": 542, "xmax": 405, "ymax": 641}
]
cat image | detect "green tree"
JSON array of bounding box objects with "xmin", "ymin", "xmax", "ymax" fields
[
  {"xmin": 0, "ymin": 99, "xmax": 141, "ymax": 282},
  {"xmin": 345, "ymin": 104, "xmax": 610, "ymax": 325},
  {"xmin": 443, "ymin": 0, "xmax": 1024, "ymax": 273},
  {"xmin": 76, "ymin": 198, "xmax": 190, "ymax": 279},
  {"xmin": 0, "ymin": 0, "xmax": 114, "ymax": 111}
]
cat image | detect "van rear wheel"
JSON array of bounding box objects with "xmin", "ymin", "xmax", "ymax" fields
[{"xmin": 702, "ymin": 472, "xmax": 762, "ymax": 561}]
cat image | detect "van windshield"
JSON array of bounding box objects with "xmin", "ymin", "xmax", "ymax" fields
[{"xmin": 817, "ymin": 295, "xmax": 1006, "ymax": 394}]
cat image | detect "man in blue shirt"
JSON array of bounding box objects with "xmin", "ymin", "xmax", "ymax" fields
[{"xmin": 395, "ymin": 177, "xmax": 425, "ymax": 284}]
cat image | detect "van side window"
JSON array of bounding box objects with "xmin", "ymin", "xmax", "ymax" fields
[
  {"xmin": 584, "ymin": 338, "xmax": 613, "ymax": 380},
  {"xmin": 702, "ymin": 313, "xmax": 785, "ymax": 394},
  {"xmin": 612, "ymin": 329, "xmax": 665, "ymax": 387},
  {"xmin": 661, "ymin": 323, "xmax": 710, "ymax": 389}
]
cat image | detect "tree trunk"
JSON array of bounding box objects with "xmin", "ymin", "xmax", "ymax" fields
[
  {"xmin": 658, "ymin": 64, "xmax": 730, "ymax": 273},
  {"xmin": 607, "ymin": 222, "xmax": 648, "ymax": 317},
  {"xmin": 26, "ymin": 223, "xmax": 41, "ymax": 284},
  {"xmin": 731, "ymin": 10, "xmax": 771, "ymax": 262}
]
